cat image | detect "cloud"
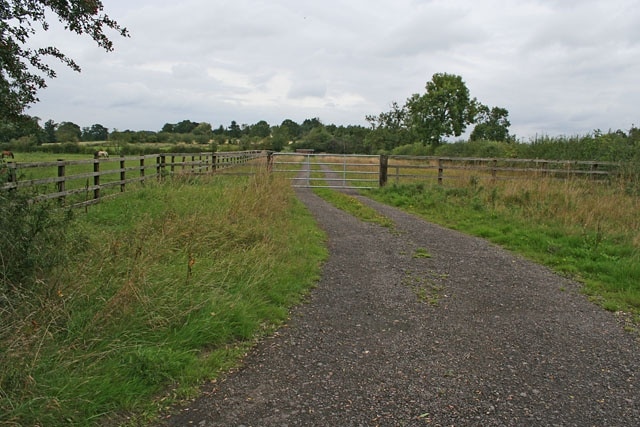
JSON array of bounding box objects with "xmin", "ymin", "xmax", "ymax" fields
[{"xmin": 24, "ymin": 0, "xmax": 640, "ymax": 138}]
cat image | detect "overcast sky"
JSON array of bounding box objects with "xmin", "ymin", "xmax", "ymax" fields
[{"xmin": 27, "ymin": 0, "xmax": 640, "ymax": 140}]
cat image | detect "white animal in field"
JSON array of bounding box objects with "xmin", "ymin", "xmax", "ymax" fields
[{"xmin": 95, "ymin": 150, "xmax": 109, "ymax": 158}]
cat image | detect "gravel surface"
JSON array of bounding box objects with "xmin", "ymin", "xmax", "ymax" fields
[{"xmin": 159, "ymin": 188, "xmax": 640, "ymax": 426}]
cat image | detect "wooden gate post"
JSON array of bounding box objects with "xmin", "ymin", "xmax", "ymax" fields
[{"xmin": 379, "ymin": 154, "xmax": 388, "ymax": 187}]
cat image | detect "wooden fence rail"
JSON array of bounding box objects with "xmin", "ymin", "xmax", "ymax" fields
[
  {"xmin": 2, "ymin": 152, "xmax": 623, "ymax": 203},
  {"xmin": 269, "ymin": 153, "xmax": 621, "ymax": 189},
  {"xmin": 383, "ymin": 155, "xmax": 620, "ymax": 186},
  {"xmin": 2, "ymin": 150, "xmax": 266, "ymax": 207}
]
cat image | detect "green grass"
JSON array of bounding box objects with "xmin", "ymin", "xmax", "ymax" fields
[
  {"xmin": 367, "ymin": 181, "xmax": 640, "ymax": 316},
  {"xmin": 0, "ymin": 173, "xmax": 327, "ymax": 426},
  {"xmin": 313, "ymin": 188, "xmax": 394, "ymax": 228}
]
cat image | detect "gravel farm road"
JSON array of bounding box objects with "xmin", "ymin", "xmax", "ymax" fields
[{"xmin": 158, "ymin": 188, "xmax": 640, "ymax": 427}]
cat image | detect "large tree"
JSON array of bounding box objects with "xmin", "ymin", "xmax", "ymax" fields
[
  {"xmin": 1, "ymin": 0, "xmax": 128, "ymax": 121},
  {"xmin": 405, "ymin": 73, "xmax": 477, "ymax": 145}
]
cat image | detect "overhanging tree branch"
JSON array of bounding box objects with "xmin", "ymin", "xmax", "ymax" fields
[{"xmin": 0, "ymin": 0, "xmax": 129, "ymax": 120}]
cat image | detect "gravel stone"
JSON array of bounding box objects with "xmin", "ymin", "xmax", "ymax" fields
[{"xmin": 158, "ymin": 188, "xmax": 640, "ymax": 426}]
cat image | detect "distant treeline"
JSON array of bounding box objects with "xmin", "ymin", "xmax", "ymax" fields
[
  {"xmin": 2, "ymin": 114, "xmax": 640, "ymax": 163},
  {"xmin": 392, "ymin": 128, "xmax": 640, "ymax": 163}
]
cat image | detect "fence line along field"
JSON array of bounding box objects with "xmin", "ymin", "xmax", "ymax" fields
[
  {"xmin": 269, "ymin": 153, "xmax": 621, "ymax": 189},
  {"xmin": 1, "ymin": 151, "xmax": 626, "ymax": 205},
  {"xmin": 2, "ymin": 150, "xmax": 266, "ymax": 207}
]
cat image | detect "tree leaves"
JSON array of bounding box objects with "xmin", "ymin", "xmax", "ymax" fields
[{"xmin": 0, "ymin": 0, "xmax": 129, "ymax": 120}]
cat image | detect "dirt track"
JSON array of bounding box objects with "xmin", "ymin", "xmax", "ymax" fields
[{"xmin": 159, "ymin": 188, "xmax": 640, "ymax": 426}]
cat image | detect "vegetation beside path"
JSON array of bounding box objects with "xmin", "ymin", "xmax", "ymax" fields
[
  {"xmin": 0, "ymin": 173, "xmax": 326, "ymax": 426},
  {"xmin": 366, "ymin": 177, "xmax": 640, "ymax": 322}
]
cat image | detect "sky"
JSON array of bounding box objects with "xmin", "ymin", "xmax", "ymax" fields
[{"xmin": 26, "ymin": 0, "xmax": 640, "ymax": 140}]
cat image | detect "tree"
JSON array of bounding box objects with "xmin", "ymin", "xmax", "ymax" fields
[
  {"xmin": 248, "ymin": 120, "xmax": 271, "ymax": 138},
  {"xmin": 280, "ymin": 119, "xmax": 301, "ymax": 141},
  {"xmin": 228, "ymin": 121, "xmax": 241, "ymax": 139},
  {"xmin": 43, "ymin": 119, "xmax": 57, "ymax": 143},
  {"xmin": 82, "ymin": 123, "xmax": 109, "ymax": 141},
  {"xmin": 192, "ymin": 122, "xmax": 213, "ymax": 144},
  {"xmin": 365, "ymin": 101, "xmax": 411, "ymax": 151},
  {"xmin": 0, "ymin": 114, "xmax": 42, "ymax": 143},
  {"xmin": 173, "ymin": 120, "xmax": 198, "ymax": 134},
  {"xmin": 1, "ymin": 1, "xmax": 129, "ymax": 121},
  {"xmin": 405, "ymin": 73, "xmax": 477, "ymax": 145},
  {"xmin": 300, "ymin": 117, "xmax": 323, "ymax": 135},
  {"xmin": 470, "ymin": 105, "xmax": 511, "ymax": 142},
  {"xmin": 55, "ymin": 121, "xmax": 81, "ymax": 142}
]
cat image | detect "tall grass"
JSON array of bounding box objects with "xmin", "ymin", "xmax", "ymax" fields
[
  {"xmin": 0, "ymin": 172, "xmax": 326, "ymax": 425},
  {"xmin": 368, "ymin": 176, "xmax": 640, "ymax": 314}
]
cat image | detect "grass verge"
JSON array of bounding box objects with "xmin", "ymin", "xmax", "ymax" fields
[
  {"xmin": 366, "ymin": 178, "xmax": 640, "ymax": 317},
  {"xmin": 313, "ymin": 188, "xmax": 394, "ymax": 228},
  {"xmin": 0, "ymin": 172, "xmax": 327, "ymax": 426}
]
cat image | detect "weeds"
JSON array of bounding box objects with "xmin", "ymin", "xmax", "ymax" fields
[{"xmin": 0, "ymin": 173, "xmax": 327, "ymax": 425}]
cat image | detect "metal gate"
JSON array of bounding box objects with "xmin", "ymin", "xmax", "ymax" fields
[{"xmin": 271, "ymin": 152, "xmax": 381, "ymax": 189}]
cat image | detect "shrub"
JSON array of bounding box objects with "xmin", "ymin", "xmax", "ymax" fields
[{"xmin": 0, "ymin": 163, "xmax": 77, "ymax": 296}]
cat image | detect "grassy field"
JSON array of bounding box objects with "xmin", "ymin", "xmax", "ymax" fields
[
  {"xmin": 366, "ymin": 176, "xmax": 640, "ymax": 319},
  {"xmin": 0, "ymin": 172, "xmax": 327, "ymax": 426}
]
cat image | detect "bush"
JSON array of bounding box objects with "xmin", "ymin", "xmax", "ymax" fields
[{"xmin": 0, "ymin": 164, "xmax": 77, "ymax": 296}]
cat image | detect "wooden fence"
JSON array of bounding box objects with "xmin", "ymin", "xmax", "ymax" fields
[
  {"xmin": 2, "ymin": 152, "xmax": 622, "ymax": 204},
  {"xmin": 270, "ymin": 153, "xmax": 620, "ymax": 189},
  {"xmin": 383, "ymin": 156, "xmax": 619, "ymax": 186},
  {"xmin": 2, "ymin": 150, "xmax": 266, "ymax": 207}
]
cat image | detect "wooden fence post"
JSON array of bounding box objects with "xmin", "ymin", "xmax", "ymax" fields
[
  {"xmin": 438, "ymin": 158, "xmax": 444, "ymax": 185},
  {"xmin": 157, "ymin": 154, "xmax": 166, "ymax": 180},
  {"xmin": 379, "ymin": 154, "xmax": 388, "ymax": 187},
  {"xmin": 93, "ymin": 154, "xmax": 100, "ymax": 201},
  {"xmin": 57, "ymin": 160, "xmax": 66, "ymax": 205},
  {"xmin": 140, "ymin": 157, "xmax": 145, "ymax": 181},
  {"xmin": 491, "ymin": 159, "xmax": 498, "ymax": 182},
  {"xmin": 267, "ymin": 152, "xmax": 273, "ymax": 173},
  {"xmin": 6, "ymin": 163, "xmax": 16, "ymax": 188},
  {"xmin": 212, "ymin": 153, "xmax": 217, "ymax": 172},
  {"xmin": 120, "ymin": 157, "xmax": 126, "ymax": 192}
]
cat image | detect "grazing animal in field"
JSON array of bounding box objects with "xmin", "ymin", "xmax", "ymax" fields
[
  {"xmin": 95, "ymin": 150, "xmax": 109, "ymax": 158},
  {"xmin": 1, "ymin": 150, "xmax": 14, "ymax": 159}
]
